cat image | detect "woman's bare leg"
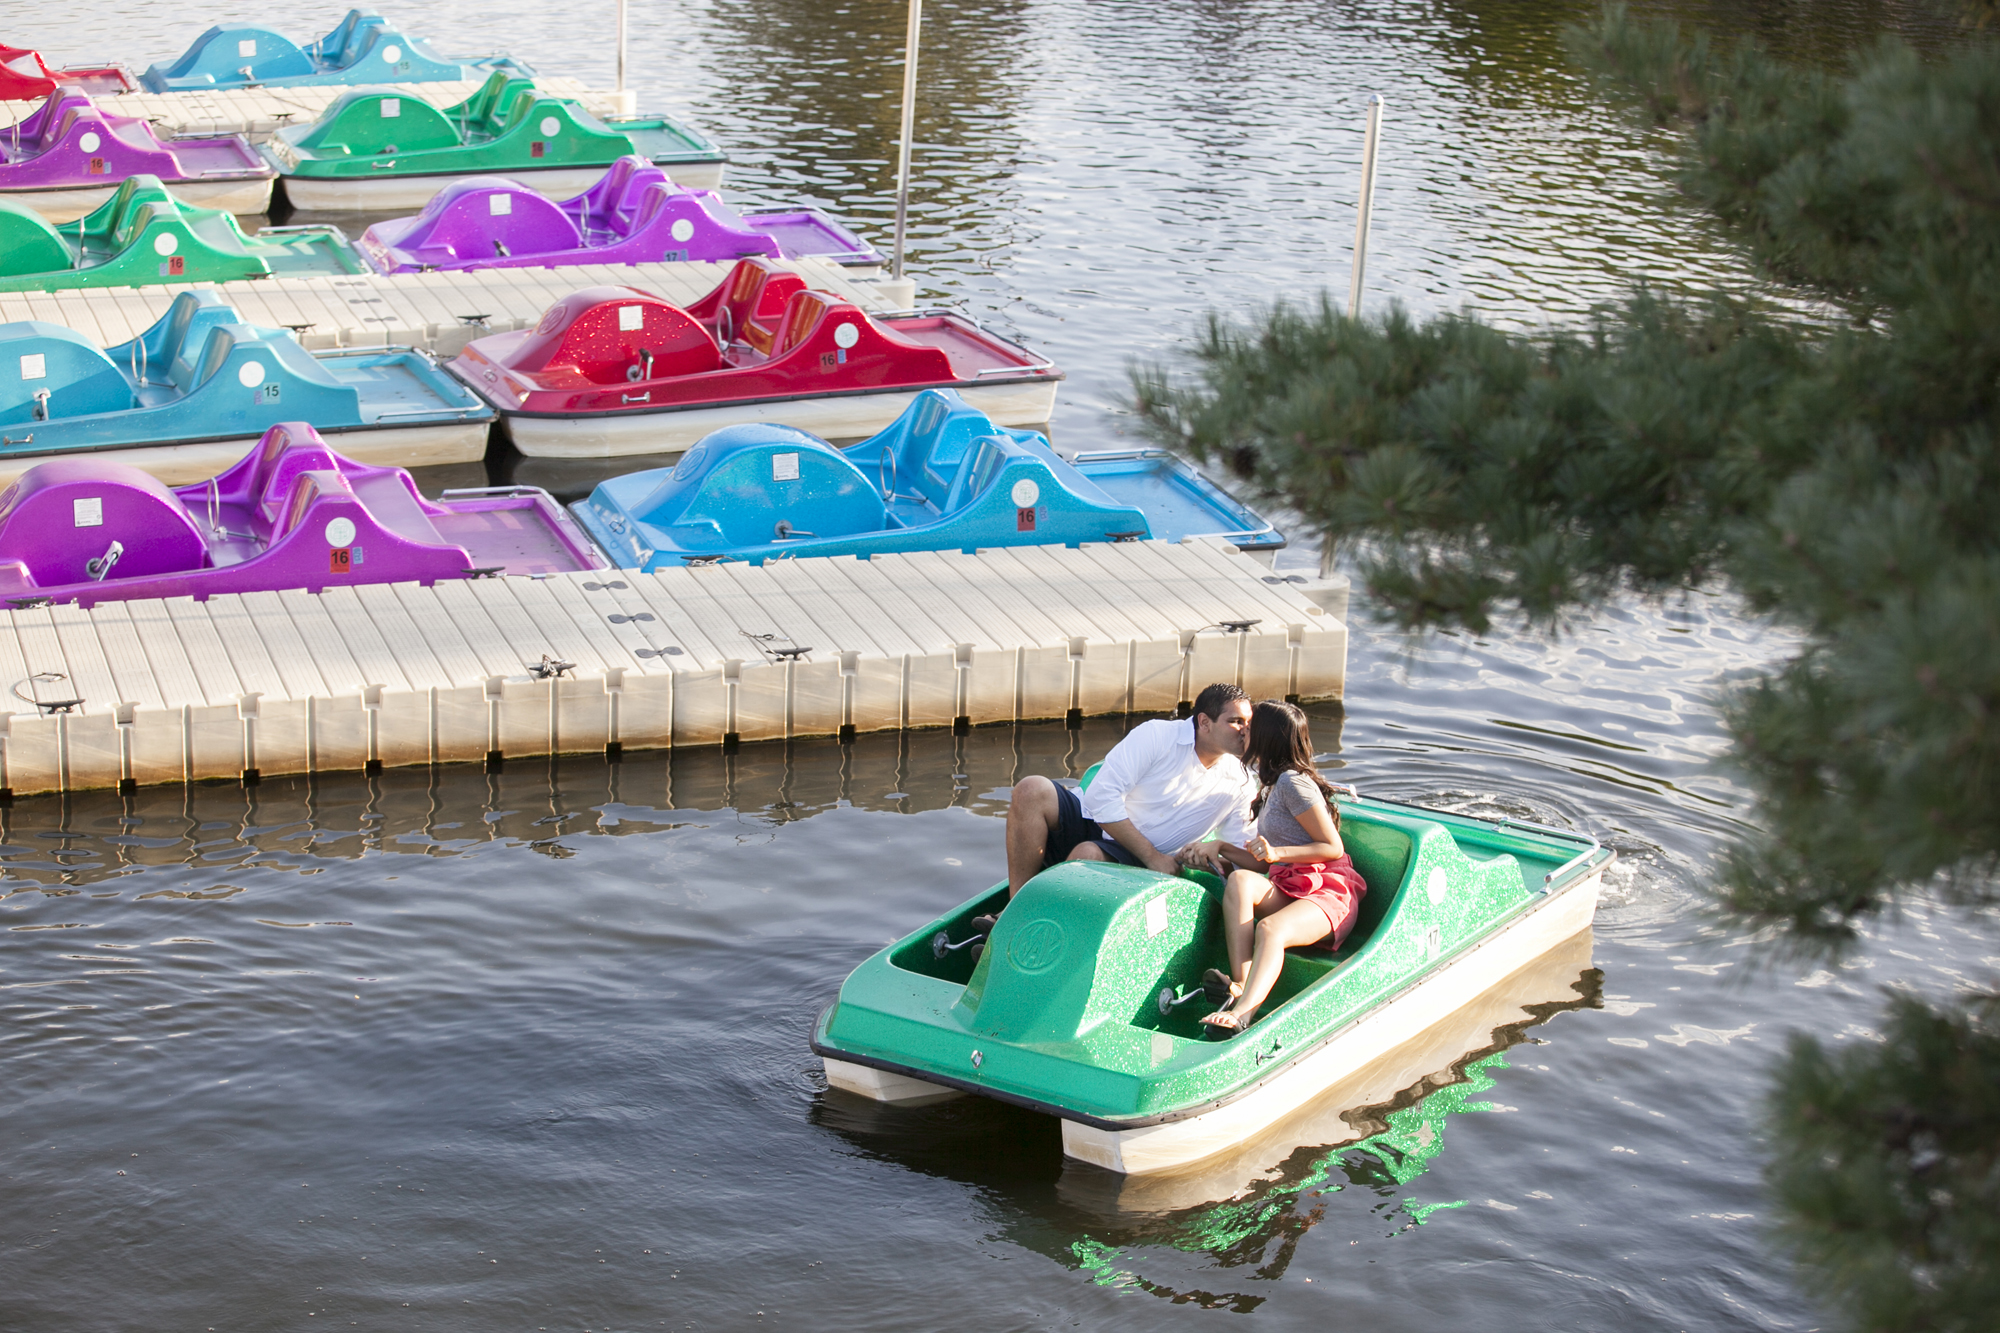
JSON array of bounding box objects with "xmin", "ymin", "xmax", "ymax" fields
[
  {"xmin": 1219, "ymin": 870, "xmax": 1280, "ymax": 986},
  {"xmin": 1201, "ymin": 898, "xmax": 1331, "ymax": 1031}
]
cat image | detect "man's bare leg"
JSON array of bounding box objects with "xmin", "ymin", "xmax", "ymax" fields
[{"xmin": 1005, "ymin": 776, "xmax": 1065, "ymax": 896}]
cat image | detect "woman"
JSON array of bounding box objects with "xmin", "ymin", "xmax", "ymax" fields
[{"xmin": 1194, "ymin": 700, "xmax": 1366, "ymax": 1035}]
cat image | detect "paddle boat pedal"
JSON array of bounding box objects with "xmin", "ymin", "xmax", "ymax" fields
[
  {"xmin": 139, "ymin": 9, "xmax": 533, "ymax": 92},
  {"xmin": 569, "ymin": 389, "xmax": 1281, "ymax": 569},
  {"xmin": 0, "ymin": 289, "xmax": 491, "ymax": 483},
  {"xmin": 0, "ymin": 88, "xmax": 273, "ymax": 221},
  {"xmin": 265, "ymin": 74, "xmax": 726, "ymax": 212},
  {"xmin": 449, "ymin": 259, "xmax": 1063, "ymax": 458},
  {"xmin": 814, "ymin": 772, "xmax": 1614, "ymax": 1175},
  {"xmin": 357, "ymin": 158, "xmax": 877, "ymax": 274},
  {"xmin": 0, "ymin": 420, "xmax": 604, "ymax": 609}
]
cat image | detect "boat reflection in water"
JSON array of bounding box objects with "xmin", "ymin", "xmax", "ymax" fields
[{"xmin": 814, "ymin": 929, "xmax": 1601, "ymax": 1311}]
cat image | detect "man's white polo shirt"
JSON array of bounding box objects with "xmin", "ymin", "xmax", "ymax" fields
[{"xmin": 1080, "ymin": 717, "xmax": 1256, "ymax": 854}]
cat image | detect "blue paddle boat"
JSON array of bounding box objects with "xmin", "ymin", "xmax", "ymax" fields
[
  {"xmin": 0, "ymin": 290, "xmax": 492, "ymax": 484},
  {"xmin": 140, "ymin": 9, "xmax": 532, "ymax": 93},
  {"xmin": 569, "ymin": 389, "xmax": 1282, "ymax": 570}
]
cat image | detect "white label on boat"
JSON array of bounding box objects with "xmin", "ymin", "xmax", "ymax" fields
[
  {"xmin": 1427, "ymin": 866, "xmax": 1448, "ymax": 904},
  {"xmin": 670, "ymin": 218, "xmax": 695, "ymax": 243},
  {"xmin": 381, "ymin": 98, "xmax": 401, "ymax": 119},
  {"xmin": 1010, "ymin": 478, "xmax": 1039, "ymax": 508},
  {"xmin": 1145, "ymin": 894, "xmax": 1168, "ymax": 938},
  {"xmin": 618, "ymin": 305, "xmax": 644, "ymax": 332},
  {"xmin": 78, "ymin": 131, "xmax": 100, "ymax": 153},
  {"xmin": 489, "ymin": 192, "xmax": 512, "ymax": 216},
  {"xmin": 1151, "ymin": 1032, "xmax": 1173, "ymax": 1064},
  {"xmin": 153, "ymin": 232, "xmax": 177, "ymax": 256},
  {"xmin": 19, "ymin": 353, "xmax": 44, "ymax": 380},
  {"xmin": 237, "ymin": 360, "xmax": 265, "ymax": 388},
  {"xmin": 325, "ymin": 516, "xmax": 357, "ymax": 546},
  {"xmin": 772, "ymin": 452, "xmax": 800, "ymax": 482},
  {"xmin": 833, "ymin": 321, "xmax": 860, "ymax": 349},
  {"xmin": 540, "ymin": 116, "xmax": 560, "ymax": 136},
  {"xmin": 237, "ymin": 38, "xmax": 257, "ymax": 58},
  {"xmin": 73, "ymin": 497, "xmax": 102, "ymax": 528},
  {"xmin": 381, "ymin": 44, "xmax": 402, "ymax": 63}
]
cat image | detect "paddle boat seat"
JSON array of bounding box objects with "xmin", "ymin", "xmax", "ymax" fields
[{"xmin": 0, "ymin": 322, "xmax": 134, "ymax": 427}]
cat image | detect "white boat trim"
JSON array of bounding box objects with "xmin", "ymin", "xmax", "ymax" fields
[
  {"xmin": 280, "ymin": 159, "xmax": 725, "ymax": 214},
  {"xmin": 824, "ymin": 1058, "xmax": 967, "ymax": 1105},
  {"xmin": 0, "ymin": 419, "xmax": 488, "ymax": 488},
  {"xmin": 1058, "ymin": 869, "xmax": 1604, "ymax": 1174},
  {"xmin": 3, "ymin": 176, "xmax": 275, "ymax": 223},
  {"xmin": 502, "ymin": 379, "xmax": 1060, "ymax": 458}
]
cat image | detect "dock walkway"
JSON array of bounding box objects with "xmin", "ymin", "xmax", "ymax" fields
[
  {"xmin": 0, "ymin": 542, "xmax": 1346, "ymax": 797},
  {"xmin": 0, "ymin": 78, "xmax": 634, "ymax": 140},
  {"xmin": 0, "ymin": 257, "xmax": 906, "ymax": 359}
]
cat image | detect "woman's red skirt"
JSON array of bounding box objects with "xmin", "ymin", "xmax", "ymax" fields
[{"xmin": 1269, "ymin": 855, "xmax": 1368, "ymax": 946}]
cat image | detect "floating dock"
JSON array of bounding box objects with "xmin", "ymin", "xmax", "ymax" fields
[
  {"xmin": 0, "ymin": 77, "xmax": 636, "ymax": 140},
  {"xmin": 0, "ymin": 541, "xmax": 1346, "ymax": 797},
  {"xmin": 0, "ymin": 256, "xmax": 907, "ymax": 359}
]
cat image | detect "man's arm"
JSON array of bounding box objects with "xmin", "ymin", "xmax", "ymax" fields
[{"xmin": 1096, "ymin": 817, "xmax": 1180, "ymax": 876}]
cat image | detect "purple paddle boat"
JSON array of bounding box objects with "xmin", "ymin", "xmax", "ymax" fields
[
  {"xmin": 358, "ymin": 155, "xmax": 878, "ymax": 275},
  {"xmin": 0, "ymin": 421, "xmax": 606, "ymax": 610},
  {"xmin": 1, "ymin": 88, "xmax": 273, "ymax": 222}
]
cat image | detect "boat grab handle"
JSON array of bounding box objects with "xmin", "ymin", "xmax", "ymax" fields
[
  {"xmin": 973, "ymin": 359, "xmax": 1057, "ymax": 377},
  {"xmin": 440, "ymin": 485, "xmax": 547, "ymax": 499}
]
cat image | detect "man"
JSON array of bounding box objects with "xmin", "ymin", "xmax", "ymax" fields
[{"xmin": 1001, "ymin": 683, "xmax": 1257, "ymax": 897}]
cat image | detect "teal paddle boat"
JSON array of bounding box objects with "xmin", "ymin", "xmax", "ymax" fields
[
  {"xmin": 813, "ymin": 770, "xmax": 1613, "ymax": 1174},
  {"xmin": 265, "ymin": 74, "xmax": 728, "ymax": 213},
  {"xmin": 0, "ymin": 176, "xmax": 361, "ymax": 293},
  {"xmin": 139, "ymin": 9, "xmax": 533, "ymax": 93}
]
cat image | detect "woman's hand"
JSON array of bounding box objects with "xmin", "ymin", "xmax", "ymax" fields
[{"xmin": 1246, "ymin": 835, "xmax": 1276, "ymax": 864}]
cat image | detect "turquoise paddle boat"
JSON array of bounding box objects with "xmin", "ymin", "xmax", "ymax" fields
[
  {"xmin": 139, "ymin": 9, "xmax": 532, "ymax": 92},
  {"xmin": 0, "ymin": 176, "xmax": 360, "ymax": 293},
  {"xmin": 814, "ymin": 770, "xmax": 1612, "ymax": 1174}
]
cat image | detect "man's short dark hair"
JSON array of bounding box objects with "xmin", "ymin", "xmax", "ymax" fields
[{"xmin": 1191, "ymin": 682, "xmax": 1249, "ymax": 724}]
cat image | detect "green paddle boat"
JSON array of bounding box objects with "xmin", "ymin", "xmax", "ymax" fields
[
  {"xmin": 813, "ymin": 768, "xmax": 1613, "ymax": 1175},
  {"xmin": 0, "ymin": 177, "xmax": 362, "ymax": 293},
  {"xmin": 265, "ymin": 74, "xmax": 728, "ymax": 213}
]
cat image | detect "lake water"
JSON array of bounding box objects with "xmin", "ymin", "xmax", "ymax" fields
[{"xmin": 2, "ymin": 2, "xmax": 1985, "ymax": 1329}]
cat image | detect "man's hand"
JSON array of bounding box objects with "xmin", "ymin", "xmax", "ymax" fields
[
  {"xmin": 1142, "ymin": 849, "xmax": 1182, "ymax": 876},
  {"xmin": 1175, "ymin": 841, "xmax": 1226, "ymax": 875}
]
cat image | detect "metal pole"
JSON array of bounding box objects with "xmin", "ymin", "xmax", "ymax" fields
[
  {"xmin": 1346, "ymin": 94, "xmax": 1383, "ymax": 320},
  {"xmin": 891, "ymin": 0, "xmax": 923, "ymax": 281},
  {"xmin": 616, "ymin": 0, "xmax": 628, "ymax": 93}
]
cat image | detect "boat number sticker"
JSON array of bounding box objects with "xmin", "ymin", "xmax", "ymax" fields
[
  {"xmin": 73, "ymin": 497, "xmax": 103, "ymax": 528},
  {"xmin": 1145, "ymin": 895, "xmax": 1168, "ymax": 938},
  {"xmin": 772, "ymin": 452, "xmax": 800, "ymax": 482},
  {"xmin": 1010, "ymin": 479, "xmax": 1040, "ymax": 508},
  {"xmin": 237, "ymin": 38, "xmax": 257, "ymax": 57},
  {"xmin": 530, "ymin": 141, "xmax": 546, "ymax": 158},
  {"xmin": 1007, "ymin": 919, "xmax": 1065, "ymax": 974},
  {"xmin": 381, "ymin": 98, "xmax": 401, "ymax": 118},
  {"xmin": 618, "ymin": 305, "xmax": 644, "ymax": 331},
  {"xmin": 833, "ymin": 322, "xmax": 860, "ymax": 350},
  {"xmin": 20, "ymin": 353, "xmax": 44, "ymax": 380},
  {"xmin": 154, "ymin": 233, "xmax": 178, "ymax": 256},
  {"xmin": 489, "ymin": 193, "xmax": 512, "ymax": 216},
  {"xmin": 325, "ymin": 517, "xmax": 357, "ymax": 546},
  {"xmin": 381, "ymin": 44, "xmax": 402, "ymax": 63},
  {"xmin": 78, "ymin": 132, "xmax": 100, "ymax": 154},
  {"xmin": 330, "ymin": 548, "xmax": 352, "ymax": 573},
  {"xmin": 670, "ymin": 218, "xmax": 695, "ymax": 243},
  {"xmin": 88, "ymin": 157, "xmax": 105, "ymax": 174},
  {"xmin": 540, "ymin": 117, "xmax": 560, "ymax": 137},
  {"xmin": 1424, "ymin": 924, "xmax": 1443, "ymax": 958},
  {"xmin": 1426, "ymin": 866, "xmax": 1448, "ymax": 904},
  {"xmin": 237, "ymin": 360, "xmax": 265, "ymax": 389}
]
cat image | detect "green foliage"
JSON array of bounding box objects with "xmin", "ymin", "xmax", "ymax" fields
[
  {"xmin": 1132, "ymin": 6, "xmax": 2000, "ymax": 1324},
  {"xmin": 1766, "ymin": 995, "xmax": 2000, "ymax": 1332}
]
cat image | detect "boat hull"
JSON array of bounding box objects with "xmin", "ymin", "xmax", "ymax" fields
[
  {"xmin": 502, "ymin": 379, "xmax": 1060, "ymax": 457},
  {"xmin": 281, "ymin": 162, "xmax": 724, "ymax": 213},
  {"xmin": 0, "ymin": 419, "xmax": 487, "ymax": 488},
  {"xmin": 1, "ymin": 176, "xmax": 274, "ymax": 224},
  {"xmin": 1059, "ymin": 867, "xmax": 1603, "ymax": 1174}
]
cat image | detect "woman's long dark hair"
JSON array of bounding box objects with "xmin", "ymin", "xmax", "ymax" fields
[{"xmin": 1246, "ymin": 700, "xmax": 1338, "ymax": 825}]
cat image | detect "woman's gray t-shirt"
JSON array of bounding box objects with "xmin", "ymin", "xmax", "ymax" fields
[{"xmin": 1259, "ymin": 771, "xmax": 1330, "ymax": 851}]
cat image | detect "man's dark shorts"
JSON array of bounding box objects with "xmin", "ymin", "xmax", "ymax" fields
[{"xmin": 1048, "ymin": 782, "xmax": 1145, "ymax": 868}]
